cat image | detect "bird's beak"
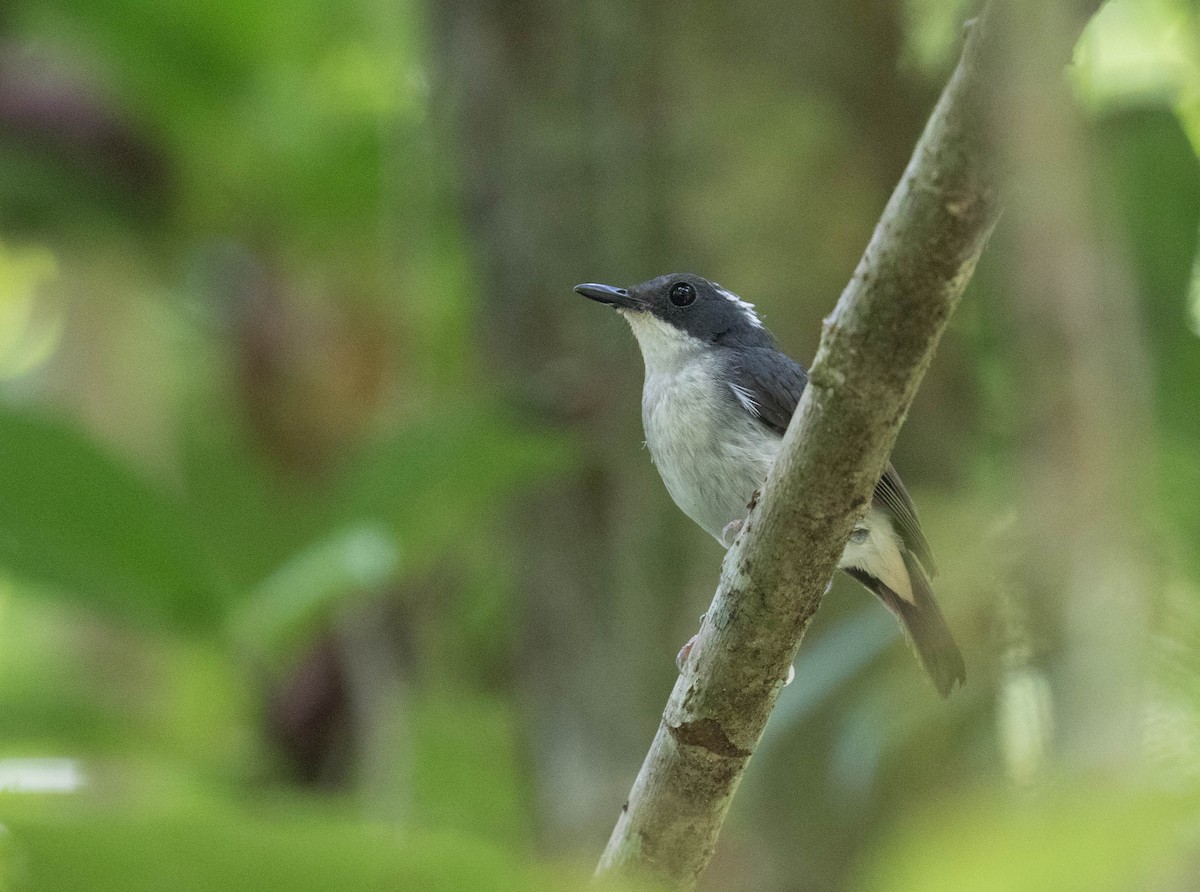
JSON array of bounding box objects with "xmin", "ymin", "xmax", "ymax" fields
[{"xmin": 574, "ymin": 283, "xmax": 645, "ymax": 311}]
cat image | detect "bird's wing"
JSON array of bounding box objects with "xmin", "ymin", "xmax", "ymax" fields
[
  {"xmin": 725, "ymin": 347, "xmax": 807, "ymax": 437},
  {"xmin": 725, "ymin": 347, "xmax": 937, "ymax": 576},
  {"xmin": 876, "ymin": 463, "xmax": 937, "ymax": 576}
]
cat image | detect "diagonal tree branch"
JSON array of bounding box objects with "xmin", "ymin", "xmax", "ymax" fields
[{"xmin": 595, "ymin": 3, "xmax": 1104, "ymax": 887}]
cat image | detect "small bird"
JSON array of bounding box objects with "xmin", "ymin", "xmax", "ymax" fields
[{"xmin": 575, "ymin": 273, "xmax": 965, "ymax": 696}]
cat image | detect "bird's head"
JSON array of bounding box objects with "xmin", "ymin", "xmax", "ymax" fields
[{"xmin": 574, "ymin": 273, "xmax": 773, "ymax": 351}]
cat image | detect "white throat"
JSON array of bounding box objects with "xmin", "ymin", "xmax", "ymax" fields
[{"xmin": 619, "ymin": 310, "xmax": 705, "ymax": 378}]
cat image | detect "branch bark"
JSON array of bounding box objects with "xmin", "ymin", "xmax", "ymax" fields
[{"xmin": 593, "ymin": 3, "xmax": 1097, "ymax": 887}]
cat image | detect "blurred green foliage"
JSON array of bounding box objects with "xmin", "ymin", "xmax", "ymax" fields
[
  {"xmin": 0, "ymin": 0, "xmax": 1197, "ymax": 889},
  {"xmin": 859, "ymin": 784, "xmax": 1199, "ymax": 892},
  {"xmin": 2, "ymin": 791, "xmax": 569, "ymax": 892},
  {"xmin": 0, "ymin": 406, "xmax": 221, "ymax": 629}
]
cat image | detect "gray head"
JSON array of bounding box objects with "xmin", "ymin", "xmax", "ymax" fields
[{"xmin": 574, "ymin": 273, "xmax": 774, "ymax": 350}]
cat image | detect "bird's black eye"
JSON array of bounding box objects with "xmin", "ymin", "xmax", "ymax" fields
[{"xmin": 669, "ymin": 282, "xmax": 696, "ymax": 307}]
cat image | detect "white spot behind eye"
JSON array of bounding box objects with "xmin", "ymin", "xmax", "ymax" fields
[{"xmin": 713, "ymin": 284, "xmax": 764, "ymax": 329}]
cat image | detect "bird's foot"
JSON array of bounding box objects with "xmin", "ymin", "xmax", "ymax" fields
[{"xmin": 720, "ymin": 519, "xmax": 745, "ymax": 548}]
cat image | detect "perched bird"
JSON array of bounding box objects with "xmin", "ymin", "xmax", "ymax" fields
[{"xmin": 575, "ymin": 273, "xmax": 965, "ymax": 696}]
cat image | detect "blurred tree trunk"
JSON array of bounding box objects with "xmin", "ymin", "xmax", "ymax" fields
[
  {"xmin": 992, "ymin": 0, "xmax": 1154, "ymax": 771},
  {"xmin": 427, "ymin": 0, "xmax": 696, "ymax": 844}
]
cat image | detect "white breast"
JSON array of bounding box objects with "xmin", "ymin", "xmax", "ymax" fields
[
  {"xmin": 620, "ymin": 310, "xmax": 915, "ymax": 602},
  {"xmin": 623, "ymin": 312, "xmax": 776, "ymax": 542}
]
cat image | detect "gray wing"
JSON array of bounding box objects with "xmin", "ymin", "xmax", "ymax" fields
[
  {"xmin": 725, "ymin": 347, "xmax": 808, "ymax": 437},
  {"xmin": 875, "ymin": 463, "xmax": 937, "ymax": 576},
  {"xmin": 724, "ymin": 347, "xmax": 937, "ymax": 576}
]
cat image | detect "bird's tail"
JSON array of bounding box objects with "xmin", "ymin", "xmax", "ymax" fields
[{"xmin": 848, "ymin": 553, "xmax": 966, "ymax": 697}]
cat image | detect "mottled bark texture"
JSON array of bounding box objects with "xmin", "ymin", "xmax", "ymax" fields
[{"xmin": 595, "ymin": 5, "xmax": 1016, "ymax": 888}]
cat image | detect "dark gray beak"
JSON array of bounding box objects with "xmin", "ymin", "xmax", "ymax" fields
[{"xmin": 574, "ymin": 283, "xmax": 644, "ymax": 310}]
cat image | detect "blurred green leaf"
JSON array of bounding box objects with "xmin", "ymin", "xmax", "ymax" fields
[
  {"xmin": 0, "ymin": 406, "xmax": 223, "ymax": 630},
  {"xmin": 857, "ymin": 784, "xmax": 1198, "ymax": 892},
  {"xmin": 411, "ymin": 688, "xmax": 529, "ymax": 848},
  {"xmin": 0, "ymin": 591, "xmax": 252, "ymax": 762},
  {"xmin": 178, "ymin": 404, "xmax": 573, "ymax": 590},
  {"xmin": 331, "ymin": 407, "xmax": 576, "ymax": 564},
  {"xmin": 0, "ymin": 791, "xmax": 577, "ymax": 892},
  {"xmin": 231, "ymin": 525, "xmax": 401, "ymax": 669}
]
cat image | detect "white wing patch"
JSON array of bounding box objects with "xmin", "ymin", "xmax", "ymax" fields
[
  {"xmin": 713, "ymin": 284, "xmax": 764, "ymax": 329},
  {"xmin": 728, "ymin": 382, "xmax": 761, "ymax": 418}
]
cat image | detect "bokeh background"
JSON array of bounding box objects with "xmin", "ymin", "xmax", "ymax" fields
[{"xmin": 0, "ymin": 0, "xmax": 1198, "ymax": 889}]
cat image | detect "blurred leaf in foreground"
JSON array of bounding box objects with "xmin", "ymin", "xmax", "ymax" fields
[
  {"xmin": 0, "ymin": 406, "xmax": 224, "ymax": 631},
  {"xmin": 231, "ymin": 525, "xmax": 401, "ymax": 671},
  {"xmin": 0, "ymin": 788, "xmax": 582, "ymax": 892},
  {"xmin": 856, "ymin": 783, "xmax": 1199, "ymax": 892}
]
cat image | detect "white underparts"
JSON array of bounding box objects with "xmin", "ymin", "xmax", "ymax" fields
[{"xmin": 622, "ymin": 309, "xmax": 914, "ymax": 605}]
